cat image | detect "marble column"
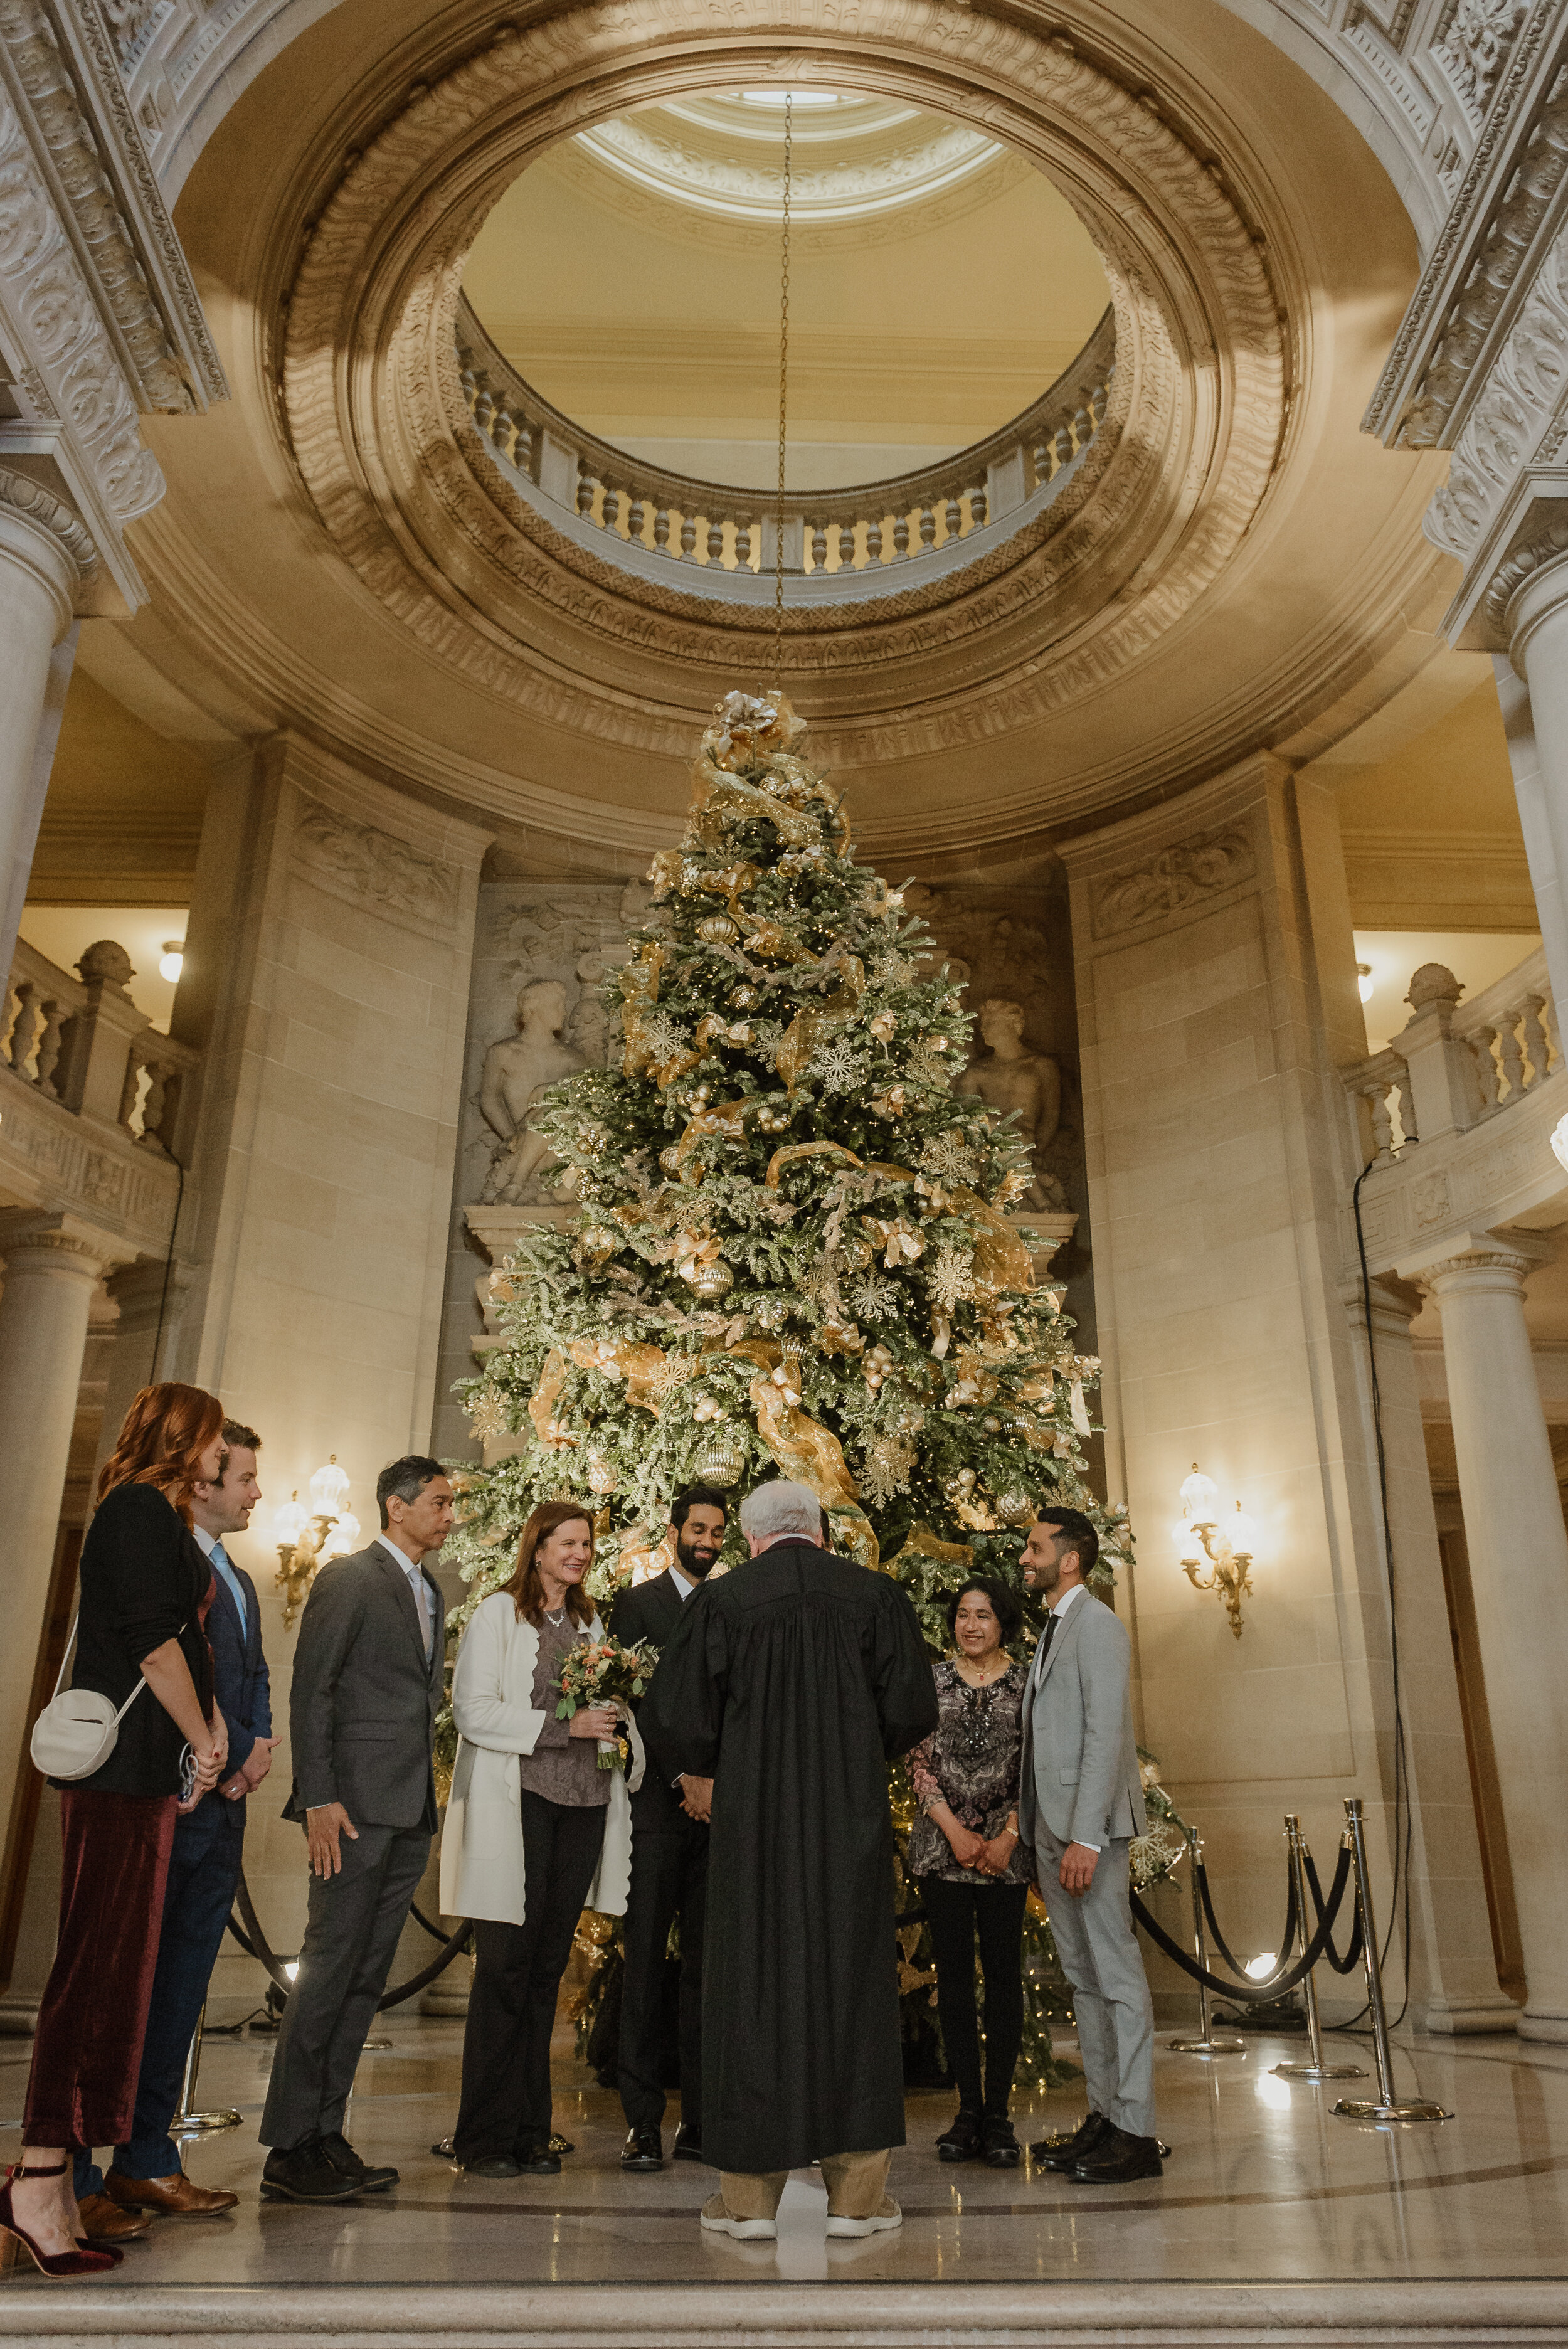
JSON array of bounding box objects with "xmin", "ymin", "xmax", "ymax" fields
[
  {"xmin": 1341, "ymin": 1276, "xmax": 1518, "ymax": 2031},
  {"xmin": 1493, "ymin": 549, "xmax": 1568, "ymax": 1021},
  {"xmin": 0, "ymin": 1212, "xmax": 117, "ymax": 1855},
  {"xmin": 1421, "ymin": 1244, "xmax": 1568, "ymax": 2041},
  {"xmin": 0, "ymin": 472, "xmax": 93, "ymax": 977}
]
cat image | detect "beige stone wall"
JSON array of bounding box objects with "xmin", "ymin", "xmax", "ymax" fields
[
  {"xmin": 152, "ymin": 736, "xmax": 492, "ymax": 2000},
  {"xmin": 1061, "ymin": 759, "xmax": 1507, "ymax": 2028}
]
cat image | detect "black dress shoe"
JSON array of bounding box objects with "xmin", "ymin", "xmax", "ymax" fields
[
  {"xmin": 936, "ymin": 2109, "xmax": 982, "ymax": 2163},
  {"xmin": 671, "ymin": 2123, "xmax": 705, "ymax": 2163},
  {"xmin": 321, "ymin": 2131, "xmax": 398, "ymax": 2193},
  {"xmin": 260, "ymin": 2134, "xmax": 364, "ymax": 2203},
  {"xmin": 1029, "ymin": 2111, "xmax": 1111, "ymax": 2173},
  {"xmin": 1070, "ymin": 2124, "xmax": 1165, "ymax": 2184},
  {"xmin": 464, "ymin": 2155, "xmax": 524, "ymax": 2178},
  {"xmin": 513, "ymin": 2145, "xmax": 561, "ymax": 2176},
  {"xmin": 620, "ymin": 2126, "xmax": 664, "ymax": 2172},
  {"xmin": 981, "ymin": 2116, "xmax": 1021, "ymax": 2168}
]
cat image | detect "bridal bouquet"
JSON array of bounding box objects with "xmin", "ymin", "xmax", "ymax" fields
[{"xmin": 555, "ymin": 1634, "xmax": 659, "ymax": 1769}]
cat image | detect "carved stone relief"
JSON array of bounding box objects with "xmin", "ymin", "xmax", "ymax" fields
[
  {"xmin": 1089, "ymin": 823, "xmax": 1258, "ymax": 939},
  {"xmin": 1426, "ymin": 217, "xmax": 1568, "ymax": 559},
  {"xmin": 0, "ymin": 58, "xmax": 162, "ymax": 526},
  {"xmin": 290, "ymin": 798, "xmax": 458, "ymax": 926},
  {"xmin": 1432, "ymin": 0, "xmax": 1528, "ymax": 119}
]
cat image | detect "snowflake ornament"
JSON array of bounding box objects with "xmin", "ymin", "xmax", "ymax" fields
[
  {"xmin": 919, "ymin": 1130, "xmax": 980, "ymax": 1184},
  {"xmin": 929, "ymin": 1244, "xmax": 976, "ymax": 1312},
  {"xmin": 848, "ymin": 1272, "xmax": 901, "ymax": 1323},
  {"xmin": 808, "ymin": 1040, "xmax": 870, "ymax": 1093}
]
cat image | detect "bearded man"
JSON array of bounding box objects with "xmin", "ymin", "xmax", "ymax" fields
[{"xmin": 610, "ymin": 1485, "xmax": 729, "ymax": 2172}]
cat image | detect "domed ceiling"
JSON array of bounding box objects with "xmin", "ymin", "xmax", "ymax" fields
[{"xmin": 461, "ymin": 92, "xmax": 1111, "ymax": 492}]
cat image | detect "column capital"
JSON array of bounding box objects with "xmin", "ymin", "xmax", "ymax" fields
[
  {"xmin": 0, "ymin": 1208, "xmax": 124, "ymax": 1280},
  {"xmin": 1444, "ymin": 474, "xmax": 1568, "ymax": 655},
  {"xmin": 1418, "ymin": 1244, "xmax": 1547, "ymax": 1302},
  {"xmin": 0, "ymin": 467, "xmax": 97, "ymax": 635},
  {"xmin": 1339, "ymin": 1271, "xmax": 1426, "ymax": 1334}
]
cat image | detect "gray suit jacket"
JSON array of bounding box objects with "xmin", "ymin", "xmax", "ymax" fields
[
  {"xmin": 1018, "ymin": 1587, "xmax": 1145, "ymax": 1850},
  {"xmin": 283, "ymin": 1541, "xmax": 445, "ymax": 1832}
]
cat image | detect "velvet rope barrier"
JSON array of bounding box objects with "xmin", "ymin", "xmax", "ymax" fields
[
  {"xmin": 227, "ymin": 1869, "xmax": 472, "ymax": 2011},
  {"xmin": 1129, "ymin": 1843, "xmax": 1354, "ymax": 2003},
  {"xmin": 1303, "ymin": 1851, "xmax": 1365, "ymax": 1975}
]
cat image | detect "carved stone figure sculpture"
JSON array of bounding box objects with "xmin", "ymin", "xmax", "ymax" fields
[
  {"xmin": 479, "ymin": 978, "xmax": 586, "ymax": 1204},
  {"xmin": 958, "ymin": 999, "xmax": 1068, "ymax": 1211}
]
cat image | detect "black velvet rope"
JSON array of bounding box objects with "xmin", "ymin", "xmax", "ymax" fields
[
  {"xmin": 1303, "ymin": 1852, "xmax": 1365, "ymax": 1975},
  {"xmin": 1130, "ymin": 1845, "xmax": 1355, "ymax": 2003},
  {"xmin": 228, "ymin": 1870, "xmax": 472, "ymax": 2010},
  {"xmin": 1198, "ymin": 1860, "xmax": 1298, "ymax": 1993}
]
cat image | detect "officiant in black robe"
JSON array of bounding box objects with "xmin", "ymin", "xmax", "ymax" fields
[{"xmin": 642, "ymin": 1478, "xmax": 938, "ymax": 2241}]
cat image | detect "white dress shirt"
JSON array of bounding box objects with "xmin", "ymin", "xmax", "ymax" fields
[
  {"xmin": 377, "ymin": 1532, "xmax": 433, "ymax": 1656},
  {"xmin": 669, "ymin": 1562, "xmax": 697, "ymax": 1602}
]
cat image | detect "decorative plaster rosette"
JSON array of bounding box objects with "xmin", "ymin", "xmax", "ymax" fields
[{"xmin": 279, "ymin": 0, "xmax": 1286, "ymax": 775}]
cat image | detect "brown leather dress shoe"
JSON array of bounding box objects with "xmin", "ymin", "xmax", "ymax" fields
[
  {"xmin": 77, "ymin": 2192, "xmax": 150, "ymax": 2243},
  {"xmin": 105, "ymin": 2166, "xmax": 239, "ymax": 2215}
]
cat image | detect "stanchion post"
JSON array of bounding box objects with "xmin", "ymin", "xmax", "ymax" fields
[
  {"xmin": 1272, "ymin": 1813, "xmax": 1364, "ymax": 2084},
  {"xmin": 1168, "ymin": 1823, "xmax": 1246, "ymax": 2056},
  {"xmin": 1332, "ymin": 1797, "xmax": 1448, "ymax": 2125},
  {"xmin": 171, "ymin": 1999, "xmax": 243, "ymax": 2136}
]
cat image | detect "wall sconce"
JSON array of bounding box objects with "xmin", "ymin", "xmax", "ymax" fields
[
  {"xmin": 1171, "ymin": 1464, "xmax": 1256, "ymax": 1640},
  {"xmin": 273, "ymin": 1455, "xmax": 360, "ymax": 1628}
]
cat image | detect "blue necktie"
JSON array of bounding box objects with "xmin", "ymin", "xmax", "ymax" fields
[{"xmin": 211, "ymin": 1540, "xmax": 246, "ymax": 1635}]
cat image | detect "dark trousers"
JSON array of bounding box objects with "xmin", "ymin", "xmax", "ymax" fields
[
  {"xmin": 923, "ymin": 1876, "xmax": 1028, "ymax": 2118},
  {"xmin": 26, "ymin": 1790, "xmax": 176, "ymax": 2153},
  {"xmin": 73, "ymin": 1812, "xmax": 245, "ymax": 2198},
  {"xmin": 260, "ymin": 1820, "xmax": 431, "ymax": 2150},
  {"xmin": 618, "ymin": 1816, "xmax": 707, "ymax": 2132},
  {"xmin": 453, "ymin": 1792, "xmax": 605, "ymax": 2163}
]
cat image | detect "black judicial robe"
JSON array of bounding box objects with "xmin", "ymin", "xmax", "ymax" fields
[{"xmin": 642, "ymin": 1537, "xmax": 938, "ymax": 2175}]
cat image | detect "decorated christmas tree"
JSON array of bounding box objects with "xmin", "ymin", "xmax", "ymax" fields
[{"xmin": 443, "ymin": 688, "xmax": 1163, "ymax": 2092}]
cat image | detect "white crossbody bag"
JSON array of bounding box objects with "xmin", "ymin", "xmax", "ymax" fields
[{"xmin": 30, "ymin": 1613, "xmax": 154, "ymax": 1782}]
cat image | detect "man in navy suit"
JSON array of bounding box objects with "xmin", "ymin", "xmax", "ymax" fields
[{"xmin": 95, "ymin": 1419, "xmax": 277, "ymax": 2220}]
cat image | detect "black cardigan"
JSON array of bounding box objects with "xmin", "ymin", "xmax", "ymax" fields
[{"xmin": 61, "ymin": 1482, "xmax": 215, "ymax": 1798}]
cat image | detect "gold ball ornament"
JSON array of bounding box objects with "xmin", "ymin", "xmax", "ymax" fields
[
  {"xmin": 586, "ymin": 1452, "xmax": 618, "ymax": 1495},
  {"xmin": 659, "ymin": 1145, "xmax": 684, "ymax": 1175},
  {"xmin": 730, "ymin": 985, "xmax": 758, "ymax": 1010},
  {"xmin": 691, "ymin": 1261, "xmax": 735, "ymax": 1302},
  {"xmin": 752, "ymin": 1296, "xmax": 790, "ymax": 1332},
  {"xmin": 694, "ymin": 1425, "xmax": 748, "ymax": 1487},
  {"xmin": 697, "ymin": 914, "xmax": 739, "ymax": 946},
  {"xmin": 996, "ymin": 1488, "xmax": 1036, "ymax": 1527}
]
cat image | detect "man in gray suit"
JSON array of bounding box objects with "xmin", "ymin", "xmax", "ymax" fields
[
  {"xmin": 259, "ymin": 1456, "xmax": 453, "ymax": 2203},
  {"xmin": 1018, "ymin": 1506, "xmax": 1162, "ymax": 2185}
]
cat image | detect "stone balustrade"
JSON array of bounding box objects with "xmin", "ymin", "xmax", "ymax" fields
[
  {"xmin": 0, "ymin": 936, "xmax": 198, "ymax": 1258},
  {"xmin": 1342, "ymin": 947, "xmax": 1568, "ymax": 1281},
  {"xmin": 456, "ymin": 296, "xmax": 1115, "ymax": 600}
]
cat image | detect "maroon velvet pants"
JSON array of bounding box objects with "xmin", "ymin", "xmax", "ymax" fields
[{"xmin": 23, "ymin": 1788, "xmax": 177, "ymax": 2151}]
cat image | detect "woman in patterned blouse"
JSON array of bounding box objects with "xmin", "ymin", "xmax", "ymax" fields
[{"xmin": 908, "ymin": 1576, "xmax": 1029, "ymax": 2168}]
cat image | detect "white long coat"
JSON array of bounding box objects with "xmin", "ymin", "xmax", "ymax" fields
[{"xmin": 439, "ymin": 1593, "xmax": 641, "ymax": 1926}]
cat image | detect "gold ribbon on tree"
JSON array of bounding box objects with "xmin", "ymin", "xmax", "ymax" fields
[
  {"xmin": 748, "ymin": 1373, "xmax": 881, "ymax": 1572},
  {"xmin": 952, "ymin": 1188, "xmax": 1035, "ymax": 1295},
  {"xmin": 527, "ymin": 1351, "xmax": 576, "ymax": 1448},
  {"xmin": 884, "ymin": 1522, "xmax": 973, "ymax": 1576}
]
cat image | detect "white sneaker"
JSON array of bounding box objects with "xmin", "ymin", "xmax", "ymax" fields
[
  {"xmin": 700, "ymin": 2193, "xmax": 777, "ymax": 2241},
  {"xmin": 826, "ymin": 2195, "xmax": 903, "ymax": 2239}
]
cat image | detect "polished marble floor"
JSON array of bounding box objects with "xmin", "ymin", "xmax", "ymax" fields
[{"xmin": 3, "ymin": 2010, "xmax": 1567, "ymax": 2299}]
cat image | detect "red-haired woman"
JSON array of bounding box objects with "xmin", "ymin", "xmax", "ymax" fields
[
  {"xmin": 2, "ymin": 1384, "xmax": 227, "ymax": 2277},
  {"xmin": 440, "ymin": 1501, "xmax": 638, "ymax": 2176}
]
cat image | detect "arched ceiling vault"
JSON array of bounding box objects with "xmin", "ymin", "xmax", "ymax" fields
[{"xmin": 122, "ymin": 0, "xmax": 1453, "ymax": 867}]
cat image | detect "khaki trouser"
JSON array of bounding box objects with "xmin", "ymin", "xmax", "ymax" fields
[{"xmin": 719, "ymin": 2148, "xmax": 892, "ymax": 2221}]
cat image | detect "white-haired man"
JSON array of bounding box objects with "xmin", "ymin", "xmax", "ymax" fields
[{"xmin": 643, "ymin": 1479, "xmax": 937, "ymax": 2242}]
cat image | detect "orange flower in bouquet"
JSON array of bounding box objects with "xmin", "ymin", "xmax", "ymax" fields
[{"xmin": 555, "ymin": 1635, "xmax": 660, "ymax": 1769}]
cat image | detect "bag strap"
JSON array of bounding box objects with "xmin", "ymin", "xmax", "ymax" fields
[{"xmin": 50, "ymin": 1614, "xmax": 192, "ymax": 1726}]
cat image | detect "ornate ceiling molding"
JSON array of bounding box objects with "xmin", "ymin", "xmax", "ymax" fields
[
  {"xmin": 277, "ymin": 0, "xmax": 1286, "ymax": 772},
  {"xmin": 0, "ymin": 457, "xmax": 98, "ymax": 572}
]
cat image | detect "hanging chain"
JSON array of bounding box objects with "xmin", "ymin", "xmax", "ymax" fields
[{"xmin": 773, "ymin": 91, "xmax": 792, "ymax": 692}]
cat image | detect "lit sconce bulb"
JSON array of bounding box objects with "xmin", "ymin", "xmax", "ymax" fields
[
  {"xmin": 309, "ymin": 1455, "xmax": 351, "ymax": 1515},
  {"xmin": 1179, "ymin": 1466, "xmax": 1219, "ymax": 1524},
  {"xmin": 320, "ymin": 1508, "xmax": 361, "ymax": 1563},
  {"xmin": 272, "ymin": 1493, "xmax": 307, "ymax": 1547},
  {"xmin": 1231, "ymin": 1504, "xmax": 1258, "ymax": 1554},
  {"xmin": 283, "ymin": 1961, "xmax": 300, "ymax": 1981},
  {"xmin": 1244, "ymin": 1951, "xmax": 1277, "ymax": 1980},
  {"xmin": 159, "ymin": 939, "xmax": 185, "ymax": 983},
  {"xmin": 1357, "ymin": 960, "xmax": 1374, "ymax": 1004},
  {"xmin": 1170, "ymin": 1518, "xmax": 1202, "ymax": 1562}
]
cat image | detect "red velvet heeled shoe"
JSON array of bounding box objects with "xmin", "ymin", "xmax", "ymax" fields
[{"xmin": 0, "ymin": 2161, "xmax": 117, "ymax": 2277}]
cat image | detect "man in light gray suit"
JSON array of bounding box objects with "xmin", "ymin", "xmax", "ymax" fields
[
  {"xmin": 259, "ymin": 1456, "xmax": 453, "ymax": 2204},
  {"xmin": 1018, "ymin": 1506, "xmax": 1162, "ymax": 2185}
]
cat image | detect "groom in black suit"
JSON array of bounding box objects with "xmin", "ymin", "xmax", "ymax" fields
[{"xmin": 612, "ymin": 1485, "xmax": 728, "ymax": 2173}]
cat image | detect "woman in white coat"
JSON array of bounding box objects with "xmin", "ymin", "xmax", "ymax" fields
[{"xmin": 440, "ymin": 1500, "xmax": 638, "ymax": 2176}]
